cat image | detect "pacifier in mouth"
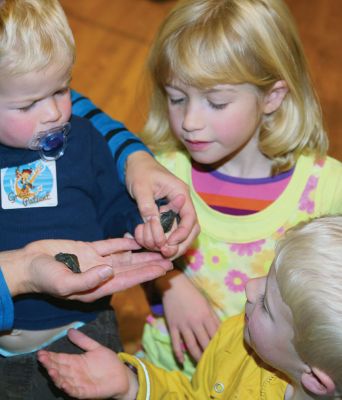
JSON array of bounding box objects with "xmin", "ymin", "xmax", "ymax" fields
[{"xmin": 28, "ymin": 122, "xmax": 70, "ymax": 161}]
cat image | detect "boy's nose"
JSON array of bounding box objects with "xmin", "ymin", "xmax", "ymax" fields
[
  {"xmin": 245, "ymin": 277, "xmax": 266, "ymax": 303},
  {"xmin": 42, "ymin": 97, "xmax": 62, "ymax": 123}
]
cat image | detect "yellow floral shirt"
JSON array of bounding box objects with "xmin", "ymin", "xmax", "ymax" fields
[{"xmin": 141, "ymin": 152, "xmax": 342, "ymax": 376}]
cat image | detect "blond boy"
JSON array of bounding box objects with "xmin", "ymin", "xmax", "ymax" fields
[{"xmin": 0, "ymin": 1, "xmax": 167, "ymax": 398}]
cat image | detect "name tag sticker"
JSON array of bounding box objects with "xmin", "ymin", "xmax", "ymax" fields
[{"xmin": 1, "ymin": 160, "xmax": 58, "ymax": 209}]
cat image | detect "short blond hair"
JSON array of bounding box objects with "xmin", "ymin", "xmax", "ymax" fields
[
  {"xmin": 274, "ymin": 216, "xmax": 342, "ymax": 389},
  {"xmin": 142, "ymin": 0, "xmax": 328, "ymax": 173},
  {"xmin": 0, "ymin": 0, "xmax": 75, "ymax": 77}
]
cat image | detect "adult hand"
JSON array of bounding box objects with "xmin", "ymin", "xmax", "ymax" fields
[
  {"xmin": 38, "ymin": 328, "xmax": 138, "ymax": 400},
  {"xmin": 1, "ymin": 238, "xmax": 172, "ymax": 302},
  {"xmin": 126, "ymin": 151, "xmax": 200, "ymax": 258},
  {"xmin": 161, "ymin": 272, "xmax": 220, "ymax": 364}
]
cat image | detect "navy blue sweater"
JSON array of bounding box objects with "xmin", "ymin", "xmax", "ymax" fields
[{"xmin": 0, "ymin": 115, "xmax": 142, "ymax": 329}]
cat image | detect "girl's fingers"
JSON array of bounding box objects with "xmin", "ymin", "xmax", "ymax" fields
[
  {"xmin": 180, "ymin": 328, "xmax": 202, "ymax": 362},
  {"xmin": 205, "ymin": 312, "xmax": 221, "ymax": 338},
  {"xmin": 192, "ymin": 324, "xmax": 211, "ymax": 352},
  {"xmin": 170, "ymin": 328, "xmax": 184, "ymax": 365},
  {"xmin": 91, "ymin": 237, "xmax": 141, "ymax": 255}
]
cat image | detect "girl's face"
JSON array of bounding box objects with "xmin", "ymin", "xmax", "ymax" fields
[
  {"xmin": 0, "ymin": 63, "xmax": 72, "ymax": 149},
  {"xmin": 165, "ymin": 80, "xmax": 268, "ymax": 175},
  {"xmin": 244, "ymin": 265, "xmax": 304, "ymax": 378}
]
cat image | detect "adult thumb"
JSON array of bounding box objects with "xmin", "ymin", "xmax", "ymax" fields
[{"xmin": 67, "ymin": 265, "xmax": 114, "ymax": 293}]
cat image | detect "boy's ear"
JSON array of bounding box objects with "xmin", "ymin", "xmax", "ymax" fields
[
  {"xmin": 301, "ymin": 367, "xmax": 336, "ymax": 396},
  {"xmin": 263, "ymin": 80, "xmax": 288, "ymax": 114}
]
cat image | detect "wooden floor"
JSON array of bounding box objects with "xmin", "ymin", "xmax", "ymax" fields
[{"xmin": 60, "ymin": 0, "xmax": 342, "ymax": 353}]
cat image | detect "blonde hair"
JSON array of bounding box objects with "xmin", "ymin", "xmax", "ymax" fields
[
  {"xmin": 142, "ymin": 0, "xmax": 328, "ymax": 173},
  {"xmin": 274, "ymin": 216, "xmax": 342, "ymax": 388},
  {"xmin": 0, "ymin": 0, "xmax": 75, "ymax": 77}
]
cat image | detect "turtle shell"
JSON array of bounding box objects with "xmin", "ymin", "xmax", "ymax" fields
[
  {"xmin": 55, "ymin": 253, "xmax": 81, "ymax": 273},
  {"xmin": 160, "ymin": 210, "xmax": 181, "ymax": 233}
]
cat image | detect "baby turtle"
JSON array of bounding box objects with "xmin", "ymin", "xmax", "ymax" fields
[
  {"xmin": 55, "ymin": 253, "xmax": 81, "ymax": 273},
  {"xmin": 160, "ymin": 210, "xmax": 181, "ymax": 233}
]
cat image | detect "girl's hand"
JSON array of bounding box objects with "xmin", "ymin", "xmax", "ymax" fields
[
  {"xmin": 125, "ymin": 151, "xmax": 200, "ymax": 258},
  {"xmin": 38, "ymin": 329, "xmax": 138, "ymax": 400},
  {"xmin": 134, "ymin": 198, "xmax": 182, "ymax": 260},
  {"xmin": 162, "ymin": 272, "xmax": 220, "ymax": 364}
]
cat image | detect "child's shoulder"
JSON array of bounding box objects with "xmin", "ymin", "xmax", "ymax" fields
[
  {"xmin": 305, "ymin": 154, "xmax": 342, "ymax": 215},
  {"xmin": 69, "ymin": 114, "xmax": 106, "ymax": 143},
  {"xmin": 312, "ymin": 154, "xmax": 342, "ymax": 177},
  {"xmin": 67, "ymin": 115, "xmax": 113, "ymax": 162},
  {"xmin": 70, "ymin": 114, "xmax": 96, "ymax": 133},
  {"xmin": 323, "ymin": 155, "xmax": 342, "ymax": 170},
  {"xmin": 297, "ymin": 153, "xmax": 342, "ymax": 174}
]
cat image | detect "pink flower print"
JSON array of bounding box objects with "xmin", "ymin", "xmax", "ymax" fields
[
  {"xmin": 299, "ymin": 175, "xmax": 318, "ymax": 214},
  {"xmin": 225, "ymin": 269, "xmax": 249, "ymax": 292},
  {"xmin": 204, "ymin": 248, "xmax": 228, "ymax": 270},
  {"xmin": 272, "ymin": 224, "xmax": 290, "ymax": 240},
  {"xmin": 277, "ymin": 226, "xmax": 285, "ymax": 234},
  {"xmin": 185, "ymin": 248, "xmax": 204, "ymax": 271},
  {"xmin": 230, "ymin": 240, "xmax": 265, "ymax": 256},
  {"xmin": 272, "ymin": 226, "xmax": 285, "ymax": 240}
]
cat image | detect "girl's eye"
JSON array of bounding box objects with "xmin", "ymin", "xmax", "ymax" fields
[
  {"xmin": 169, "ymin": 97, "xmax": 185, "ymax": 105},
  {"xmin": 208, "ymin": 101, "xmax": 228, "ymax": 110}
]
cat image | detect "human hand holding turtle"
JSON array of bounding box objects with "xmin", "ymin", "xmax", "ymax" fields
[
  {"xmin": 126, "ymin": 152, "xmax": 200, "ymax": 259},
  {"xmin": 1, "ymin": 237, "xmax": 172, "ymax": 302}
]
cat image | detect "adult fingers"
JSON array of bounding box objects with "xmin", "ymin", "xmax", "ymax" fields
[
  {"xmin": 104, "ymin": 263, "xmax": 172, "ymax": 293},
  {"xmin": 60, "ymin": 265, "xmax": 114, "ymax": 296},
  {"xmin": 79, "ymin": 262, "xmax": 172, "ymax": 301},
  {"xmin": 90, "ymin": 237, "xmax": 141, "ymax": 256},
  {"xmin": 111, "ymin": 251, "xmax": 171, "ymax": 271}
]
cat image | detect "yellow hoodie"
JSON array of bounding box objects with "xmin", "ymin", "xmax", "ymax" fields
[{"xmin": 120, "ymin": 314, "xmax": 289, "ymax": 399}]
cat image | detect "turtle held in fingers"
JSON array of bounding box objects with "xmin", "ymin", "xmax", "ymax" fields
[{"xmin": 160, "ymin": 210, "xmax": 181, "ymax": 233}]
